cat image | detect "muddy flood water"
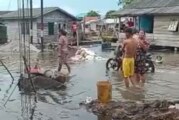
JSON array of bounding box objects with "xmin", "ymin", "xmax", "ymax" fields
[{"xmin": 0, "ymin": 45, "xmax": 179, "ymax": 120}]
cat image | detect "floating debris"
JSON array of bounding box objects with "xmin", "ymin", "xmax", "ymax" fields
[
  {"xmin": 70, "ymin": 47, "xmax": 106, "ymax": 62},
  {"xmin": 18, "ymin": 70, "xmax": 71, "ymax": 92},
  {"xmin": 80, "ymin": 100, "xmax": 179, "ymax": 120}
]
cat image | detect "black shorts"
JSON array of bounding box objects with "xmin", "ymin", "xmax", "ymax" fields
[{"xmin": 73, "ymin": 32, "xmax": 76, "ymax": 37}]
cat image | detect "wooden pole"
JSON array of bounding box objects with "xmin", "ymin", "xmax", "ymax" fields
[
  {"xmin": 22, "ymin": 0, "xmax": 26, "ymax": 56},
  {"xmin": 0, "ymin": 60, "xmax": 15, "ymax": 82},
  {"xmin": 83, "ymin": 16, "xmax": 85, "ymax": 40},
  {"xmin": 30, "ymin": 0, "xmax": 33, "ymax": 44},
  {"xmin": 76, "ymin": 25, "xmax": 79, "ymax": 48},
  {"xmin": 40, "ymin": 0, "xmax": 44, "ymax": 52}
]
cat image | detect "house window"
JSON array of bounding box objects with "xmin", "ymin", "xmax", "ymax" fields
[
  {"xmin": 21, "ymin": 22, "xmax": 29, "ymax": 35},
  {"xmin": 62, "ymin": 23, "xmax": 66, "ymax": 30},
  {"xmin": 168, "ymin": 21, "xmax": 178, "ymax": 32},
  {"xmin": 48, "ymin": 22, "xmax": 54, "ymax": 35},
  {"xmin": 58, "ymin": 24, "xmax": 61, "ymax": 30}
]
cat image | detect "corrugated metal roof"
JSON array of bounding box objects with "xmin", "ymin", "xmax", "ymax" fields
[
  {"xmin": 0, "ymin": 7, "xmax": 77, "ymax": 20},
  {"xmin": 0, "ymin": 11, "xmax": 12, "ymax": 16},
  {"xmin": 113, "ymin": 0, "xmax": 179, "ymax": 16},
  {"xmin": 126, "ymin": 0, "xmax": 179, "ymax": 9}
]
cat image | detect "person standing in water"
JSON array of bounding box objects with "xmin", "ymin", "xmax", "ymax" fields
[
  {"xmin": 135, "ymin": 30, "xmax": 150, "ymax": 86},
  {"xmin": 121, "ymin": 28, "xmax": 138, "ymax": 88},
  {"xmin": 58, "ymin": 29, "xmax": 71, "ymax": 73},
  {"xmin": 132, "ymin": 28, "xmax": 139, "ymax": 40}
]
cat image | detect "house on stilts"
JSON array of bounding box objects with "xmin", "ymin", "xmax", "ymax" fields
[{"xmin": 113, "ymin": 0, "xmax": 179, "ymax": 48}]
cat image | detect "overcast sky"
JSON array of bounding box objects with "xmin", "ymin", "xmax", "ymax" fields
[{"xmin": 0, "ymin": 0, "xmax": 119, "ymax": 15}]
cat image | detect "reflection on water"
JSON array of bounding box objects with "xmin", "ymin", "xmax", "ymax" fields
[
  {"xmin": 0, "ymin": 46, "xmax": 179, "ymax": 119},
  {"xmin": 119, "ymin": 87, "xmax": 145, "ymax": 101},
  {"xmin": 20, "ymin": 94, "xmax": 37, "ymax": 120}
]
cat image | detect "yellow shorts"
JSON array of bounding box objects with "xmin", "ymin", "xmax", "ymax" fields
[{"xmin": 122, "ymin": 58, "xmax": 134, "ymax": 78}]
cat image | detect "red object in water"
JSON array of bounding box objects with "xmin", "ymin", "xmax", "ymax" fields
[{"xmin": 25, "ymin": 66, "xmax": 41, "ymax": 74}]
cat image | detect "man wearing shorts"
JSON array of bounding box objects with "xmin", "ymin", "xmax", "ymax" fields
[{"xmin": 122, "ymin": 28, "xmax": 138, "ymax": 88}]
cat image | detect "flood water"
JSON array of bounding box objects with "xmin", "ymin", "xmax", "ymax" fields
[{"xmin": 0, "ymin": 45, "xmax": 179, "ymax": 120}]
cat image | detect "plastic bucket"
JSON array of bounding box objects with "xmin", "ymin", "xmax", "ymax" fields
[{"xmin": 97, "ymin": 81, "xmax": 112, "ymax": 103}]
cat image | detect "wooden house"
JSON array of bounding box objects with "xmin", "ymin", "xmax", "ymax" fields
[
  {"xmin": 113, "ymin": 0, "xmax": 179, "ymax": 48},
  {"xmin": 0, "ymin": 7, "xmax": 77, "ymax": 44}
]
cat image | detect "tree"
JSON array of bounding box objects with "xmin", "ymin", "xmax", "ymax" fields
[
  {"xmin": 86, "ymin": 10, "xmax": 100, "ymax": 17},
  {"xmin": 105, "ymin": 10, "xmax": 116, "ymax": 18},
  {"xmin": 118, "ymin": 0, "xmax": 136, "ymax": 8}
]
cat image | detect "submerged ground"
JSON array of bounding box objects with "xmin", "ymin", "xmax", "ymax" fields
[{"xmin": 0, "ymin": 45, "xmax": 179, "ymax": 120}]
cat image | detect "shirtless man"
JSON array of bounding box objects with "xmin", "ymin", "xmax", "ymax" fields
[{"xmin": 122, "ymin": 28, "xmax": 138, "ymax": 88}]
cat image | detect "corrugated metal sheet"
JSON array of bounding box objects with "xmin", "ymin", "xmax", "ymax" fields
[
  {"xmin": 112, "ymin": 8, "xmax": 155, "ymax": 16},
  {"xmin": 0, "ymin": 7, "xmax": 77, "ymax": 20},
  {"xmin": 113, "ymin": 6, "xmax": 179, "ymax": 16},
  {"xmin": 126, "ymin": 0, "xmax": 179, "ymax": 9},
  {"xmin": 113, "ymin": 0, "xmax": 179, "ymax": 16}
]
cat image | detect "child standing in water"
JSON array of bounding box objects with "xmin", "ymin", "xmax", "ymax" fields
[{"xmin": 58, "ymin": 29, "xmax": 71, "ymax": 73}]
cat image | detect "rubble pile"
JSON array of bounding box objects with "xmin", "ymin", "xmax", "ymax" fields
[
  {"xmin": 0, "ymin": 40, "xmax": 40, "ymax": 53},
  {"xmin": 80, "ymin": 100, "xmax": 179, "ymax": 120},
  {"xmin": 70, "ymin": 47, "xmax": 106, "ymax": 62}
]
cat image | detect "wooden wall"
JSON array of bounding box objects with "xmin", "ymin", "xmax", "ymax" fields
[
  {"xmin": 152, "ymin": 16, "xmax": 179, "ymax": 47},
  {"xmin": 36, "ymin": 10, "xmax": 74, "ymax": 44},
  {"xmin": 117, "ymin": 15, "xmax": 179, "ymax": 47},
  {"xmin": 5, "ymin": 10, "xmax": 75, "ymax": 44},
  {"xmin": 154, "ymin": 16, "xmax": 179, "ymax": 34}
]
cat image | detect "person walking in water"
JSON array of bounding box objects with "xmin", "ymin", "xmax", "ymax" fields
[
  {"xmin": 58, "ymin": 29, "xmax": 71, "ymax": 73},
  {"xmin": 122, "ymin": 28, "xmax": 138, "ymax": 88},
  {"xmin": 132, "ymin": 28, "xmax": 139, "ymax": 40},
  {"xmin": 135, "ymin": 30, "xmax": 150, "ymax": 86}
]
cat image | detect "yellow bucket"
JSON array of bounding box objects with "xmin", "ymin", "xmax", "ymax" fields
[{"xmin": 97, "ymin": 81, "xmax": 112, "ymax": 103}]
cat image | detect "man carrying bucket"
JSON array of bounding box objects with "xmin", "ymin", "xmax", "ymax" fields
[{"xmin": 121, "ymin": 28, "xmax": 138, "ymax": 88}]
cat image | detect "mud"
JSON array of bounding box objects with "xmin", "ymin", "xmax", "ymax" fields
[
  {"xmin": 18, "ymin": 74, "xmax": 70, "ymax": 92},
  {"xmin": 81, "ymin": 100, "xmax": 179, "ymax": 120}
]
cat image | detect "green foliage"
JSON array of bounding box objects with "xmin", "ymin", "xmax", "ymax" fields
[
  {"xmin": 86, "ymin": 10, "xmax": 100, "ymax": 17},
  {"xmin": 118, "ymin": 0, "xmax": 136, "ymax": 7},
  {"xmin": 105, "ymin": 10, "xmax": 116, "ymax": 18}
]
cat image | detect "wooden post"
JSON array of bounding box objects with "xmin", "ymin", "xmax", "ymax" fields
[
  {"xmin": 133, "ymin": 16, "xmax": 136, "ymax": 28},
  {"xmin": 83, "ymin": 16, "xmax": 85, "ymax": 40},
  {"xmin": 30, "ymin": 0, "xmax": 33, "ymax": 44},
  {"xmin": 22, "ymin": 0, "xmax": 26, "ymax": 55},
  {"xmin": 76, "ymin": 24, "xmax": 79, "ymax": 48},
  {"xmin": 40, "ymin": 0, "xmax": 44, "ymax": 52}
]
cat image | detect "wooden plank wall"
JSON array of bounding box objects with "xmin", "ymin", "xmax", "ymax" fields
[
  {"xmin": 154, "ymin": 16, "xmax": 179, "ymax": 34},
  {"xmin": 117, "ymin": 15, "xmax": 179, "ymax": 47},
  {"xmin": 118, "ymin": 33, "xmax": 179, "ymax": 47}
]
